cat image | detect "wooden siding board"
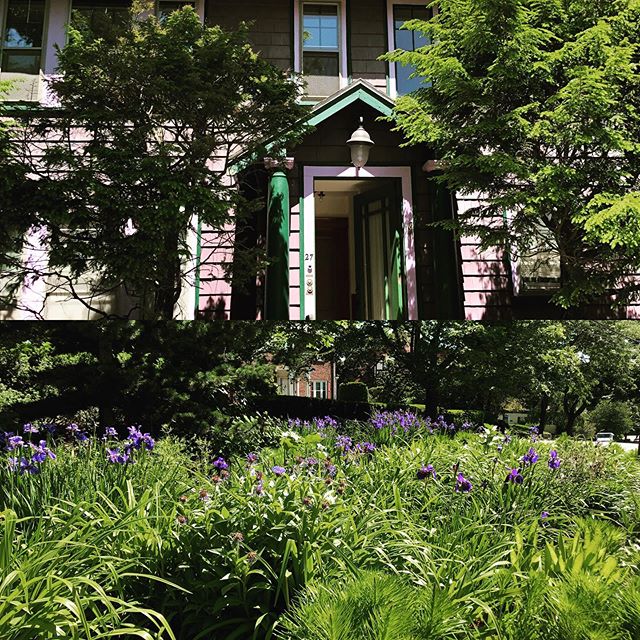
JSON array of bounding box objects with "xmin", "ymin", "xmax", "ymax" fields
[{"xmin": 206, "ymin": 0, "xmax": 292, "ymax": 70}]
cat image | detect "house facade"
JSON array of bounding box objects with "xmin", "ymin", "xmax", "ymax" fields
[
  {"xmin": 275, "ymin": 361, "xmax": 336, "ymax": 399},
  {"xmin": 2, "ymin": 0, "xmax": 639, "ymax": 320}
]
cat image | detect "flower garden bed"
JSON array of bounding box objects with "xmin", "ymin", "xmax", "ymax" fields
[{"xmin": 1, "ymin": 412, "xmax": 639, "ymax": 639}]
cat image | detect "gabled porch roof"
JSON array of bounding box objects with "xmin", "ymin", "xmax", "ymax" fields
[{"xmin": 230, "ymin": 79, "xmax": 395, "ymax": 168}]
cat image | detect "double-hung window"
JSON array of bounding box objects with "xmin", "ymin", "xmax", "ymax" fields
[
  {"xmin": 1, "ymin": 0, "xmax": 46, "ymax": 100},
  {"xmin": 297, "ymin": 2, "xmax": 345, "ymax": 101},
  {"xmin": 70, "ymin": 0, "xmax": 199, "ymax": 40},
  {"xmin": 156, "ymin": 0, "xmax": 195, "ymax": 21},
  {"xmin": 311, "ymin": 380, "xmax": 328, "ymax": 399},
  {"xmin": 387, "ymin": 1, "xmax": 432, "ymax": 97},
  {"xmin": 71, "ymin": 0, "xmax": 130, "ymax": 40},
  {"xmin": 516, "ymin": 225, "xmax": 562, "ymax": 294}
]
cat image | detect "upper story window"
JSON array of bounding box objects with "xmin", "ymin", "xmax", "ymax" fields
[
  {"xmin": 70, "ymin": 0, "xmax": 197, "ymax": 40},
  {"xmin": 71, "ymin": 0, "xmax": 131, "ymax": 40},
  {"xmin": 387, "ymin": 1, "xmax": 432, "ymax": 98},
  {"xmin": 157, "ymin": 0, "xmax": 194, "ymax": 21},
  {"xmin": 0, "ymin": 0, "xmax": 46, "ymax": 99},
  {"xmin": 295, "ymin": 1, "xmax": 347, "ymax": 102}
]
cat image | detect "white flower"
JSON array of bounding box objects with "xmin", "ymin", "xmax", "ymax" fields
[{"xmin": 323, "ymin": 490, "xmax": 336, "ymax": 504}]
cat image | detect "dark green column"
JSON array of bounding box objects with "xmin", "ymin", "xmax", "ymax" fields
[{"xmin": 265, "ymin": 159, "xmax": 292, "ymax": 320}]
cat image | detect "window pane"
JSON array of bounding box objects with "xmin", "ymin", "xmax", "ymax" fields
[
  {"xmin": 158, "ymin": 0, "xmax": 195, "ymax": 21},
  {"xmin": 303, "ymin": 50, "xmax": 339, "ymax": 97},
  {"xmin": 303, "ymin": 4, "xmax": 338, "ymax": 50},
  {"xmin": 2, "ymin": 48, "xmax": 40, "ymax": 73},
  {"xmin": 519, "ymin": 225, "xmax": 562, "ymax": 292},
  {"xmin": 71, "ymin": 0, "xmax": 131, "ymax": 40},
  {"xmin": 4, "ymin": 0, "xmax": 45, "ymax": 49},
  {"xmin": 393, "ymin": 5, "xmax": 431, "ymax": 95}
]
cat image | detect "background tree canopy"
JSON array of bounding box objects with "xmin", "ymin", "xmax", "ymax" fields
[
  {"xmin": 387, "ymin": 0, "xmax": 640, "ymax": 309},
  {"xmin": 1, "ymin": 321, "xmax": 637, "ymax": 439}
]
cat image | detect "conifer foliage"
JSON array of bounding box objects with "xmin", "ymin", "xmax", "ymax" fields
[{"xmin": 388, "ymin": 0, "xmax": 640, "ymax": 308}]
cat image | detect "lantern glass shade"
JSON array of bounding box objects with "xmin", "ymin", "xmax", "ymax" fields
[
  {"xmin": 347, "ymin": 118, "xmax": 374, "ymax": 169},
  {"xmin": 349, "ymin": 142, "xmax": 372, "ymax": 169}
]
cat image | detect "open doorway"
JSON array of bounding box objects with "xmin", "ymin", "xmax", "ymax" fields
[{"xmin": 313, "ymin": 177, "xmax": 406, "ymax": 320}]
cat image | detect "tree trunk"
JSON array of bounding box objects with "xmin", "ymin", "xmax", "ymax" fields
[
  {"xmin": 97, "ymin": 327, "xmax": 116, "ymax": 428},
  {"xmin": 424, "ymin": 388, "xmax": 439, "ymax": 419},
  {"xmin": 154, "ymin": 227, "xmax": 182, "ymax": 319},
  {"xmin": 539, "ymin": 394, "xmax": 549, "ymax": 432},
  {"xmin": 565, "ymin": 411, "xmax": 577, "ymax": 436}
]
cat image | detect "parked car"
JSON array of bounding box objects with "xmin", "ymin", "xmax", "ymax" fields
[{"xmin": 595, "ymin": 432, "xmax": 615, "ymax": 446}]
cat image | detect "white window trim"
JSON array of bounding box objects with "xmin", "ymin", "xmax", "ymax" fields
[
  {"xmin": 386, "ymin": 0, "xmax": 435, "ymax": 99},
  {"xmin": 293, "ymin": 0, "xmax": 348, "ymax": 99},
  {"xmin": 0, "ymin": 0, "xmax": 49, "ymax": 98},
  {"xmin": 302, "ymin": 165, "xmax": 418, "ymax": 321},
  {"xmin": 65, "ymin": 0, "xmax": 205, "ymax": 43},
  {"xmin": 312, "ymin": 380, "xmax": 328, "ymax": 399}
]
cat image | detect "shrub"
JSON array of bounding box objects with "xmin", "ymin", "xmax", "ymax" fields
[
  {"xmin": 588, "ymin": 400, "xmax": 633, "ymax": 439},
  {"xmin": 338, "ymin": 382, "xmax": 369, "ymax": 403}
]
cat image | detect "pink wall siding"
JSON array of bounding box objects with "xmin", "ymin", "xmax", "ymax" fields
[
  {"xmin": 198, "ymin": 226, "xmax": 234, "ymax": 319},
  {"xmin": 289, "ymin": 203, "xmax": 302, "ymax": 320}
]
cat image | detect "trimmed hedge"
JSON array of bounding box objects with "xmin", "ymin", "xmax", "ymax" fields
[
  {"xmin": 338, "ymin": 382, "xmax": 369, "ymax": 403},
  {"xmin": 444, "ymin": 409, "xmax": 485, "ymax": 424},
  {"xmin": 253, "ymin": 396, "xmax": 421, "ymax": 421}
]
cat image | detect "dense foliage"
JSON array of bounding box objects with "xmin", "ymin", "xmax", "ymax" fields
[
  {"xmin": 0, "ymin": 321, "xmax": 638, "ymax": 438},
  {"xmin": 3, "ymin": 4, "xmax": 307, "ymax": 319},
  {"xmin": 388, "ymin": 0, "xmax": 640, "ymax": 308},
  {"xmin": 1, "ymin": 413, "xmax": 639, "ymax": 639}
]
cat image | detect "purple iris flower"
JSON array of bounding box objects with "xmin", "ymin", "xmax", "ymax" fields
[
  {"xmin": 541, "ymin": 511, "xmax": 549, "ymax": 520},
  {"xmin": 142, "ymin": 433, "xmax": 155, "ymax": 450},
  {"xmin": 23, "ymin": 423, "xmax": 39, "ymax": 434},
  {"xmin": 455, "ymin": 472, "xmax": 473, "ymax": 493},
  {"xmin": 6, "ymin": 435, "xmax": 24, "ymax": 451},
  {"xmin": 213, "ymin": 457, "xmax": 229, "ymax": 471},
  {"xmin": 67, "ymin": 423, "xmax": 80, "ymax": 434},
  {"xmin": 335, "ymin": 435, "xmax": 353, "ymax": 452},
  {"xmin": 548, "ymin": 450, "xmax": 561, "ymax": 470},
  {"xmin": 44, "ymin": 424, "xmax": 57, "ymax": 435},
  {"xmin": 521, "ymin": 447, "xmax": 539, "ymax": 466},
  {"xmin": 103, "ymin": 427, "xmax": 118, "ymax": 439},
  {"xmin": 107, "ymin": 448, "xmax": 129, "ymax": 464},
  {"xmin": 126, "ymin": 426, "xmax": 154, "ymax": 450},
  {"xmin": 255, "ymin": 482, "xmax": 264, "ymax": 495},
  {"xmin": 272, "ymin": 465, "xmax": 286, "ymax": 477},
  {"xmin": 19, "ymin": 457, "xmax": 39, "ymax": 475},
  {"xmin": 7, "ymin": 457, "xmax": 18, "ymax": 471},
  {"xmin": 505, "ymin": 468, "xmax": 523, "ymax": 484},
  {"xmin": 246, "ymin": 453, "xmax": 258, "ymax": 465},
  {"xmin": 325, "ymin": 464, "xmax": 337, "ymax": 477},
  {"xmin": 355, "ymin": 442, "xmax": 376, "ymax": 455},
  {"xmin": 30, "ymin": 440, "xmax": 56, "ymax": 463},
  {"xmin": 417, "ymin": 464, "xmax": 436, "ymax": 480},
  {"xmin": 315, "ymin": 417, "xmax": 338, "ymax": 431}
]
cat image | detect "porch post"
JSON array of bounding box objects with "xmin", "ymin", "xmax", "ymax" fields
[{"xmin": 264, "ymin": 157, "xmax": 294, "ymax": 320}]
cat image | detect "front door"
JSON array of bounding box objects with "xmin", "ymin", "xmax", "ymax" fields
[
  {"xmin": 354, "ymin": 181, "xmax": 406, "ymax": 320},
  {"xmin": 315, "ymin": 217, "xmax": 351, "ymax": 319}
]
